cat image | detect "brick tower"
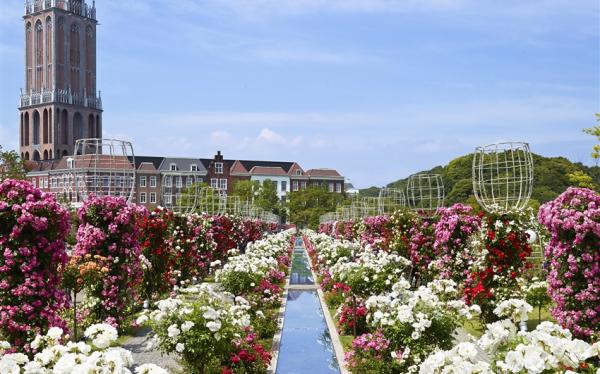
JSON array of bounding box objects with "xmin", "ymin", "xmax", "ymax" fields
[{"xmin": 19, "ymin": 0, "xmax": 102, "ymax": 161}]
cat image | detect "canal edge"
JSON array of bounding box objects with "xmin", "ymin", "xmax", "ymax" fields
[
  {"xmin": 267, "ymin": 241, "xmax": 293, "ymax": 374},
  {"xmin": 303, "ymin": 240, "xmax": 350, "ymax": 374}
]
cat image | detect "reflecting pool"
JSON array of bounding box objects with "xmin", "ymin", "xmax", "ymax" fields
[
  {"xmin": 290, "ymin": 249, "xmax": 314, "ymax": 285},
  {"xmin": 276, "ymin": 290, "xmax": 340, "ymax": 374}
]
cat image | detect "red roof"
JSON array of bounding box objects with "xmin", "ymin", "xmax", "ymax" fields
[
  {"xmin": 230, "ymin": 160, "xmax": 249, "ymax": 175},
  {"xmin": 306, "ymin": 168, "xmax": 342, "ymax": 177},
  {"xmin": 249, "ymin": 166, "xmax": 287, "ymax": 176}
]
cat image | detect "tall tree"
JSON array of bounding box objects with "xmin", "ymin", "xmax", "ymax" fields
[
  {"xmin": 0, "ymin": 146, "xmax": 28, "ymax": 181},
  {"xmin": 288, "ymin": 186, "xmax": 347, "ymax": 229},
  {"xmin": 232, "ymin": 180, "xmax": 261, "ymax": 203},
  {"xmin": 583, "ymin": 113, "xmax": 600, "ymax": 165}
]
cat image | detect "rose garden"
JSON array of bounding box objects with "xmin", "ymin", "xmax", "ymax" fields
[{"xmin": 0, "ymin": 152, "xmax": 599, "ymax": 373}]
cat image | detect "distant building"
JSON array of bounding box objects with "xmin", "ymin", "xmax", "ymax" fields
[{"xmin": 345, "ymin": 182, "xmax": 360, "ymax": 195}]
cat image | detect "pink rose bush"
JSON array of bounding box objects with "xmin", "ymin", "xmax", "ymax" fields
[
  {"xmin": 358, "ymin": 215, "xmax": 392, "ymax": 251},
  {"xmin": 0, "ymin": 179, "xmax": 69, "ymax": 349},
  {"xmin": 538, "ymin": 187, "xmax": 600, "ymax": 340},
  {"xmin": 431, "ymin": 204, "xmax": 482, "ymax": 284},
  {"xmin": 74, "ymin": 195, "xmax": 146, "ymax": 329}
]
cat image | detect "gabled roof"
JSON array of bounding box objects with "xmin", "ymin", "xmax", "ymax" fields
[
  {"xmin": 159, "ymin": 158, "xmax": 207, "ymax": 173},
  {"xmin": 249, "ymin": 166, "xmax": 287, "ymax": 176},
  {"xmin": 306, "ymin": 168, "xmax": 342, "ymax": 178},
  {"xmin": 230, "ymin": 160, "xmax": 249, "ymax": 175}
]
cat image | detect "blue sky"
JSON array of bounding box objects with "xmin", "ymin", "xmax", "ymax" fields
[{"xmin": 0, "ymin": 0, "xmax": 598, "ymax": 188}]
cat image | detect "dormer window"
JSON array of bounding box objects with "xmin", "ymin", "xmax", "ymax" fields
[
  {"xmin": 190, "ymin": 164, "xmax": 198, "ymax": 172},
  {"xmin": 215, "ymin": 162, "xmax": 223, "ymax": 174},
  {"xmin": 296, "ymin": 170, "xmax": 302, "ymax": 176},
  {"xmin": 67, "ymin": 158, "xmax": 75, "ymax": 169},
  {"xmin": 170, "ymin": 163, "xmax": 177, "ymax": 171}
]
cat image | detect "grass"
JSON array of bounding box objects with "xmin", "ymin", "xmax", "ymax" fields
[{"xmin": 461, "ymin": 305, "xmax": 555, "ymax": 338}]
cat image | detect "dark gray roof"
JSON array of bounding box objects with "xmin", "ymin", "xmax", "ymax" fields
[
  {"xmin": 159, "ymin": 158, "xmax": 207, "ymax": 173},
  {"xmin": 131, "ymin": 156, "xmax": 164, "ymax": 169}
]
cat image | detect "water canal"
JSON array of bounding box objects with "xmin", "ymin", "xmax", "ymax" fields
[{"xmin": 275, "ymin": 238, "xmax": 341, "ymax": 374}]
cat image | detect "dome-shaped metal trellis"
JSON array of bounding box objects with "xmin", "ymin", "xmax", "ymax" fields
[
  {"xmin": 472, "ymin": 142, "xmax": 534, "ymax": 212},
  {"xmin": 378, "ymin": 187, "xmax": 406, "ymax": 215},
  {"xmin": 72, "ymin": 138, "xmax": 135, "ymax": 203},
  {"xmin": 161, "ymin": 173, "xmax": 200, "ymax": 214},
  {"xmin": 406, "ymin": 173, "xmax": 444, "ymax": 215},
  {"xmin": 361, "ymin": 197, "xmax": 379, "ymax": 217}
]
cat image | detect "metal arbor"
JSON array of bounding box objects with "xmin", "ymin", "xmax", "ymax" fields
[
  {"xmin": 406, "ymin": 173, "xmax": 445, "ymax": 215},
  {"xmin": 72, "ymin": 138, "xmax": 135, "ymax": 203},
  {"xmin": 161, "ymin": 173, "xmax": 200, "ymax": 214},
  {"xmin": 378, "ymin": 187, "xmax": 406, "ymax": 215},
  {"xmin": 472, "ymin": 142, "xmax": 534, "ymax": 212}
]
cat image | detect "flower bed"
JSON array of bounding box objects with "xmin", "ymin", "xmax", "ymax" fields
[{"xmin": 0, "ymin": 179, "xmax": 70, "ymax": 350}]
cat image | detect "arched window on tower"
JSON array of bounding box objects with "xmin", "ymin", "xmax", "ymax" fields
[
  {"xmin": 20, "ymin": 113, "xmax": 24, "ymax": 147},
  {"xmin": 57, "ymin": 18, "xmax": 65, "ymax": 89},
  {"xmin": 88, "ymin": 114, "xmax": 95, "ymax": 138},
  {"xmin": 43, "ymin": 150, "xmax": 48, "ymax": 160},
  {"xmin": 24, "ymin": 112, "xmax": 30, "ymax": 146},
  {"xmin": 70, "ymin": 23, "xmax": 80, "ymax": 93},
  {"xmin": 96, "ymin": 114, "xmax": 101, "ymax": 137},
  {"xmin": 61, "ymin": 109, "xmax": 69, "ymax": 144},
  {"xmin": 35, "ymin": 20, "xmax": 43, "ymax": 91},
  {"xmin": 43, "ymin": 109, "xmax": 49, "ymax": 143},
  {"xmin": 46, "ymin": 17, "xmax": 53, "ymax": 89},
  {"xmin": 48, "ymin": 108, "xmax": 52, "ymax": 143},
  {"xmin": 85, "ymin": 26, "xmax": 94, "ymax": 93},
  {"xmin": 26, "ymin": 22, "xmax": 32, "ymax": 90},
  {"xmin": 33, "ymin": 110, "xmax": 40, "ymax": 145},
  {"xmin": 73, "ymin": 112, "xmax": 83, "ymax": 143}
]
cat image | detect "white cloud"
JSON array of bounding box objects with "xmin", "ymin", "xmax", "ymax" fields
[
  {"xmin": 257, "ymin": 128, "xmax": 288, "ymax": 144},
  {"xmin": 210, "ymin": 131, "xmax": 232, "ymax": 142}
]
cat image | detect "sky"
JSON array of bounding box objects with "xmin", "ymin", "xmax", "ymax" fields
[{"xmin": 0, "ymin": 0, "xmax": 598, "ymax": 188}]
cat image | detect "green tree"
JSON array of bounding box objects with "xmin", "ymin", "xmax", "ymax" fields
[
  {"xmin": 0, "ymin": 145, "xmax": 28, "ymax": 181},
  {"xmin": 288, "ymin": 186, "xmax": 347, "ymax": 229},
  {"xmin": 583, "ymin": 114, "xmax": 600, "ymax": 165},
  {"xmin": 232, "ymin": 180, "xmax": 261, "ymax": 203},
  {"xmin": 567, "ymin": 170, "xmax": 597, "ymax": 190}
]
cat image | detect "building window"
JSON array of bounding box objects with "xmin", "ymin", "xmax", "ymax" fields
[
  {"xmin": 210, "ymin": 178, "xmax": 218, "ymax": 189},
  {"xmin": 296, "ymin": 170, "xmax": 302, "ymax": 176},
  {"xmin": 176, "ymin": 176, "xmax": 182, "ymax": 188},
  {"xmin": 150, "ymin": 192, "xmax": 156, "ymax": 203},
  {"xmin": 186, "ymin": 177, "xmax": 192, "ymax": 187},
  {"xmin": 164, "ymin": 194, "xmax": 171, "ymax": 204},
  {"xmin": 190, "ymin": 164, "xmax": 198, "ymax": 172},
  {"xmin": 219, "ymin": 178, "xmax": 227, "ymax": 190},
  {"xmin": 139, "ymin": 192, "xmax": 147, "ymax": 204},
  {"xmin": 215, "ymin": 162, "xmax": 223, "ymax": 174},
  {"xmin": 301, "ymin": 181, "xmax": 307, "ymax": 189},
  {"xmin": 44, "ymin": 177, "xmax": 48, "ymax": 188},
  {"xmin": 336, "ymin": 183, "xmax": 342, "ymax": 193},
  {"xmin": 140, "ymin": 176, "xmax": 146, "ymax": 187},
  {"xmin": 150, "ymin": 176, "xmax": 157, "ymax": 187},
  {"xmin": 272, "ymin": 181, "xmax": 278, "ymax": 191},
  {"xmin": 165, "ymin": 176, "xmax": 172, "ymax": 188},
  {"xmin": 329, "ymin": 182, "xmax": 334, "ymax": 192},
  {"xmin": 170, "ymin": 163, "xmax": 177, "ymax": 171},
  {"xmin": 51, "ymin": 177, "xmax": 57, "ymax": 188},
  {"xmin": 293, "ymin": 180, "xmax": 299, "ymax": 191},
  {"xmin": 281, "ymin": 181, "xmax": 287, "ymax": 192},
  {"xmin": 32, "ymin": 178, "xmax": 37, "ymax": 188}
]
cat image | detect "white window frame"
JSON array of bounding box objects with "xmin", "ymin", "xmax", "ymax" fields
[
  {"xmin": 210, "ymin": 178, "xmax": 218, "ymax": 189},
  {"xmin": 150, "ymin": 176, "xmax": 157, "ymax": 187},
  {"xmin": 293, "ymin": 180, "xmax": 299, "ymax": 191},
  {"xmin": 336, "ymin": 182, "xmax": 342, "ymax": 193},
  {"xmin": 176, "ymin": 176, "xmax": 182, "ymax": 188},
  {"xmin": 140, "ymin": 175, "xmax": 146, "ymax": 187},
  {"xmin": 296, "ymin": 170, "xmax": 302, "ymax": 176},
  {"xmin": 32, "ymin": 178, "xmax": 37, "ymax": 188},
  {"xmin": 170, "ymin": 163, "xmax": 177, "ymax": 171},
  {"xmin": 190, "ymin": 164, "xmax": 198, "ymax": 172},
  {"xmin": 140, "ymin": 192, "xmax": 147, "ymax": 204},
  {"xmin": 329, "ymin": 182, "xmax": 334, "ymax": 192},
  {"xmin": 150, "ymin": 192, "xmax": 156, "ymax": 203},
  {"xmin": 164, "ymin": 194, "xmax": 172, "ymax": 204},
  {"xmin": 219, "ymin": 178, "xmax": 227, "ymax": 190},
  {"xmin": 281, "ymin": 180, "xmax": 287, "ymax": 192},
  {"xmin": 165, "ymin": 176, "xmax": 172, "ymax": 188},
  {"xmin": 301, "ymin": 181, "xmax": 307, "ymax": 189},
  {"xmin": 215, "ymin": 162, "xmax": 224, "ymax": 174}
]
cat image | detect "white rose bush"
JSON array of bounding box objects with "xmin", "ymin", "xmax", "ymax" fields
[
  {"xmin": 0, "ymin": 323, "xmax": 167, "ymax": 373},
  {"xmin": 138, "ymin": 231, "xmax": 294, "ymax": 374}
]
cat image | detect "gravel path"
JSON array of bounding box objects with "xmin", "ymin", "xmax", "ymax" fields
[{"xmin": 122, "ymin": 327, "xmax": 182, "ymax": 373}]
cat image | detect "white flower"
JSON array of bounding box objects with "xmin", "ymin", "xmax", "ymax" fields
[
  {"xmin": 175, "ymin": 343, "xmax": 185, "ymax": 353},
  {"xmin": 84, "ymin": 323, "xmax": 118, "ymax": 349},
  {"xmin": 181, "ymin": 321, "xmax": 195, "ymax": 332},
  {"xmin": 206, "ymin": 320, "xmax": 222, "ymax": 332},
  {"xmin": 167, "ymin": 324, "xmax": 180, "ymax": 339},
  {"xmin": 47, "ymin": 327, "xmax": 63, "ymax": 340},
  {"xmin": 136, "ymin": 315, "xmax": 149, "ymax": 325},
  {"xmin": 203, "ymin": 307, "xmax": 218, "ymax": 320},
  {"xmin": 135, "ymin": 363, "xmax": 169, "ymax": 374}
]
